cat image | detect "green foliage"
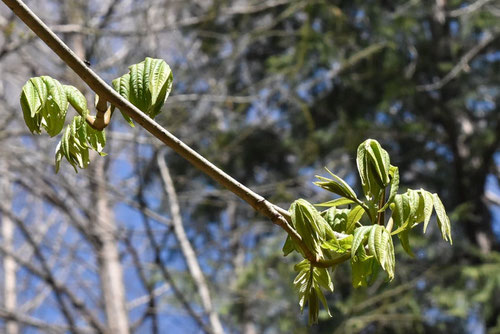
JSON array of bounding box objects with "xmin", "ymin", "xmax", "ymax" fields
[
  {"xmin": 283, "ymin": 139, "xmax": 452, "ymax": 324},
  {"xmin": 20, "ymin": 76, "xmax": 68, "ymax": 136},
  {"xmin": 111, "ymin": 57, "xmax": 173, "ymax": 125},
  {"xmin": 20, "ymin": 57, "xmax": 172, "ymax": 171}
]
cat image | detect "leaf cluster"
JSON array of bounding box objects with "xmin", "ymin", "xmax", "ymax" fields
[
  {"xmin": 19, "ymin": 58, "xmax": 172, "ymax": 172},
  {"xmin": 283, "ymin": 139, "xmax": 452, "ymax": 324}
]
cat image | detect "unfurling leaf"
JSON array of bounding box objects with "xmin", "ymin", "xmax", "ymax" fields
[
  {"xmin": 293, "ymin": 260, "xmax": 333, "ymax": 324},
  {"xmin": 314, "ymin": 168, "xmax": 358, "ymax": 201},
  {"xmin": 111, "ymin": 57, "xmax": 173, "ymax": 125},
  {"xmin": 290, "ymin": 199, "xmax": 335, "ymax": 258},
  {"xmin": 55, "ymin": 116, "xmax": 107, "ymax": 172},
  {"xmin": 357, "ymin": 139, "xmax": 391, "ymax": 203},
  {"xmin": 20, "ymin": 76, "xmax": 68, "ymax": 137}
]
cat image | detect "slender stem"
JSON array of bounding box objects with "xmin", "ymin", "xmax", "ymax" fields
[
  {"xmin": 1, "ymin": 0, "xmax": 346, "ymax": 267},
  {"xmin": 377, "ymin": 188, "xmax": 386, "ymax": 225}
]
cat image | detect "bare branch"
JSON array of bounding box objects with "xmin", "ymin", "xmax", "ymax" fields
[{"xmin": 417, "ymin": 31, "xmax": 498, "ymax": 91}]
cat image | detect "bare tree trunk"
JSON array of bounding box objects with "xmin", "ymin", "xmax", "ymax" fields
[
  {"xmin": 1, "ymin": 164, "xmax": 18, "ymax": 334},
  {"xmin": 89, "ymin": 157, "xmax": 129, "ymax": 334},
  {"xmin": 61, "ymin": 1, "xmax": 130, "ymax": 331},
  {"xmin": 157, "ymin": 151, "xmax": 225, "ymax": 334}
]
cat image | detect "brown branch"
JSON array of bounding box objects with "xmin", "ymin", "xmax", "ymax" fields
[
  {"xmin": 1, "ymin": 0, "xmax": 348, "ymax": 268},
  {"xmin": 157, "ymin": 149, "xmax": 225, "ymax": 334}
]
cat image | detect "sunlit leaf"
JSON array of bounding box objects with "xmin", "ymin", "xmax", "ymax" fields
[
  {"xmin": 433, "ymin": 193, "xmax": 452, "ymax": 244},
  {"xmin": 112, "ymin": 57, "xmax": 173, "ymax": 121},
  {"xmin": 346, "ymin": 205, "xmax": 365, "ymax": 234},
  {"xmin": 316, "ymin": 197, "xmax": 355, "ymax": 207}
]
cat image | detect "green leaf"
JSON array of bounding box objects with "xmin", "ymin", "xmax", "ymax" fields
[
  {"xmin": 346, "ymin": 205, "xmax": 365, "ymax": 234},
  {"xmin": 20, "ymin": 79, "xmax": 42, "ymax": 134},
  {"xmin": 368, "ymin": 225, "xmax": 395, "ymax": 280},
  {"xmin": 314, "ymin": 168, "xmax": 358, "ymax": 201},
  {"xmin": 322, "ymin": 235, "xmax": 353, "ymax": 253},
  {"xmin": 64, "ymin": 85, "xmax": 89, "ymax": 119},
  {"xmin": 357, "ymin": 139, "xmax": 391, "ymax": 201},
  {"xmin": 112, "ymin": 57, "xmax": 173, "ymax": 120},
  {"xmin": 397, "ymin": 228, "xmax": 414, "ymax": 257},
  {"xmin": 20, "ymin": 76, "xmax": 68, "ymax": 137},
  {"xmin": 433, "ymin": 194, "xmax": 452, "ymax": 244},
  {"xmin": 40, "ymin": 76, "xmax": 68, "ymax": 137},
  {"xmin": 421, "ymin": 190, "xmax": 434, "ymax": 233},
  {"xmin": 111, "ymin": 73, "xmax": 135, "ymax": 127},
  {"xmin": 314, "ymin": 267, "xmax": 333, "ymax": 292},
  {"xmin": 290, "ymin": 199, "xmax": 335, "ymax": 258},
  {"xmin": 316, "ymin": 197, "xmax": 355, "ymax": 207},
  {"xmin": 390, "ymin": 194, "xmax": 411, "ymax": 235},
  {"xmin": 366, "ymin": 139, "xmax": 391, "ymax": 186},
  {"xmin": 379, "ymin": 165, "xmax": 399, "ymax": 212},
  {"xmin": 321, "ymin": 207, "xmax": 349, "ymax": 232},
  {"xmin": 86, "ymin": 125, "xmax": 106, "ymax": 153},
  {"xmin": 351, "ymin": 225, "xmax": 372, "ymax": 257},
  {"xmin": 351, "ymin": 255, "xmax": 378, "ymax": 288},
  {"xmin": 282, "ymin": 236, "xmax": 295, "ymax": 256}
]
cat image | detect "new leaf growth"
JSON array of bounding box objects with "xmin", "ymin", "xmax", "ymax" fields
[{"xmin": 284, "ymin": 139, "xmax": 452, "ymax": 324}]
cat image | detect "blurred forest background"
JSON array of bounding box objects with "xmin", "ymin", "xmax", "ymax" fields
[{"xmin": 0, "ymin": 0, "xmax": 499, "ymax": 333}]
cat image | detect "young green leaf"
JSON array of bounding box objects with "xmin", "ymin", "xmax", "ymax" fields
[
  {"xmin": 367, "ymin": 139, "xmax": 391, "ymax": 186},
  {"xmin": 316, "ymin": 197, "xmax": 355, "ymax": 207},
  {"xmin": 351, "ymin": 225, "xmax": 372, "ymax": 257},
  {"xmin": 432, "ymin": 194, "xmax": 452, "ymax": 244},
  {"xmin": 111, "ymin": 57, "xmax": 173, "ymax": 121},
  {"xmin": 368, "ymin": 225, "xmax": 395, "ymax": 280},
  {"xmin": 314, "ymin": 168, "xmax": 358, "ymax": 201},
  {"xmin": 20, "ymin": 79, "xmax": 42, "ymax": 134},
  {"xmin": 345, "ymin": 205, "xmax": 365, "ymax": 234},
  {"xmin": 282, "ymin": 236, "xmax": 296, "ymax": 256},
  {"xmin": 64, "ymin": 85, "xmax": 89, "ymax": 119},
  {"xmin": 20, "ymin": 76, "xmax": 68, "ymax": 137},
  {"xmin": 40, "ymin": 76, "xmax": 68, "ymax": 137},
  {"xmin": 111, "ymin": 73, "xmax": 135, "ymax": 127},
  {"xmin": 290, "ymin": 199, "xmax": 334, "ymax": 258},
  {"xmin": 421, "ymin": 189, "xmax": 434, "ymax": 233}
]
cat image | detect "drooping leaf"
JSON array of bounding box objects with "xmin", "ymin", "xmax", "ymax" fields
[
  {"xmin": 86, "ymin": 124, "xmax": 106, "ymax": 153},
  {"xmin": 20, "ymin": 76, "xmax": 68, "ymax": 137},
  {"xmin": 433, "ymin": 193, "xmax": 452, "ymax": 244},
  {"xmin": 20, "ymin": 79, "xmax": 42, "ymax": 134},
  {"xmin": 64, "ymin": 85, "xmax": 89, "ymax": 119},
  {"xmin": 368, "ymin": 225, "xmax": 395, "ymax": 280},
  {"xmin": 421, "ymin": 189, "xmax": 434, "ymax": 233},
  {"xmin": 282, "ymin": 236, "xmax": 296, "ymax": 256},
  {"xmin": 40, "ymin": 76, "xmax": 68, "ymax": 137},
  {"xmin": 397, "ymin": 228, "xmax": 414, "ymax": 257}
]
